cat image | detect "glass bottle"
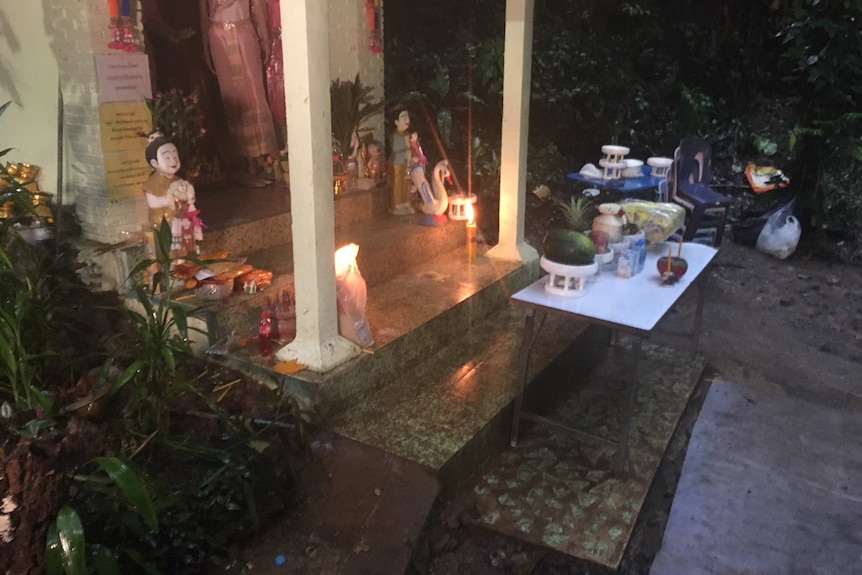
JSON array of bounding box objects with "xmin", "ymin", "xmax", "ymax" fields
[{"xmin": 258, "ymin": 311, "xmax": 273, "ymax": 357}]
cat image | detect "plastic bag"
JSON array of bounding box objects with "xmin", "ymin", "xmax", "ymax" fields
[
  {"xmin": 619, "ymin": 200, "xmax": 686, "ymax": 243},
  {"xmin": 731, "ymin": 194, "xmax": 792, "ymax": 247},
  {"xmin": 334, "ymin": 243, "xmax": 374, "ymax": 348},
  {"xmin": 755, "ymin": 199, "xmax": 801, "ymax": 260}
]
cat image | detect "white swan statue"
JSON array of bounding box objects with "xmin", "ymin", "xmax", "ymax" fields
[
  {"xmin": 429, "ymin": 160, "xmax": 451, "ymax": 217},
  {"xmin": 409, "ymin": 159, "xmax": 450, "ymax": 226}
]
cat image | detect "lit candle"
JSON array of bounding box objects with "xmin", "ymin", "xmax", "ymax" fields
[{"xmin": 466, "ymin": 202, "xmax": 476, "ymax": 262}]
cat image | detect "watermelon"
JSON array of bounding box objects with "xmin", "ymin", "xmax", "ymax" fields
[{"xmin": 542, "ymin": 229, "xmax": 596, "ymax": 266}]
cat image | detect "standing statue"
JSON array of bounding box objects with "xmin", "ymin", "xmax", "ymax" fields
[
  {"xmin": 388, "ymin": 106, "xmax": 415, "ymax": 215},
  {"xmin": 142, "ymin": 132, "xmax": 203, "ymax": 257},
  {"xmin": 201, "ymin": 0, "xmax": 282, "ymax": 188}
]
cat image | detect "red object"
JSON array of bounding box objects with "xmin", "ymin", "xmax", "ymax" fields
[
  {"xmin": 656, "ymin": 256, "xmax": 689, "ymax": 280},
  {"xmin": 365, "ymin": 0, "xmax": 383, "ymax": 53},
  {"xmin": 258, "ymin": 311, "xmax": 273, "ymax": 357}
]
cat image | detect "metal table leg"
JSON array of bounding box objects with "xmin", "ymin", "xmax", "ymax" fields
[
  {"xmin": 510, "ymin": 309, "xmax": 536, "ymax": 448},
  {"xmin": 691, "ymin": 274, "xmax": 707, "ymax": 358},
  {"xmin": 614, "ymin": 336, "xmax": 642, "ymax": 475}
]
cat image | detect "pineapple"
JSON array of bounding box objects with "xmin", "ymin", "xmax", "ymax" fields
[{"xmin": 555, "ymin": 195, "xmax": 595, "ymax": 232}]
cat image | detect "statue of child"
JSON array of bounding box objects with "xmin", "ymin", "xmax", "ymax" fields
[
  {"xmin": 142, "ymin": 132, "xmax": 203, "ymax": 257},
  {"xmin": 388, "ymin": 106, "xmax": 415, "ymax": 215}
]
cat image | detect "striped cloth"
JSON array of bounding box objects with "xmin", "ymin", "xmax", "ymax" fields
[{"xmin": 208, "ymin": 19, "xmax": 277, "ymax": 158}]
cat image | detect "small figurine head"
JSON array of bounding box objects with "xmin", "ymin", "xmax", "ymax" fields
[
  {"xmin": 392, "ymin": 105, "xmax": 410, "ymax": 134},
  {"xmin": 145, "ymin": 132, "xmax": 180, "ymax": 176}
]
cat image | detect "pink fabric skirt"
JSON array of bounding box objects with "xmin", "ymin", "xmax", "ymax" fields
[{"xmin": 208, "ymin": 19, "xmax": 277, "ymax": 158}]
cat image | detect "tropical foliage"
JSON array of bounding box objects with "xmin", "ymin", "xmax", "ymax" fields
[
  {"xmin": 330, "ymin": 74, "xmax": 385, "ymax": 162},
  {"xmin": 386, "ymin": 0, "xmax": 862, "ymax": 257}
]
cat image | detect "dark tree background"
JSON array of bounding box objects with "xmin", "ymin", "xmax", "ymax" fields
[{"xmin": 384, "ymin": 0, "xmax": 862, "ymax": 258}]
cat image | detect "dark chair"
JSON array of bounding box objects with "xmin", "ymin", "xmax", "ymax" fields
[{"xmin": 667, "ymin": 137, "xmax": 731, "ymax": 246}]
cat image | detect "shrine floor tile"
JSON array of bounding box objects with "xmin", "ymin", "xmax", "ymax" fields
[{"xmin": 467, "ymin": 342, "xmax": 706, "ymax": 571}]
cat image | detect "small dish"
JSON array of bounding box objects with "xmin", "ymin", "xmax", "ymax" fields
[{"xmin": 195, "ymin": 279, "xmax": 233, "ymax": 301}]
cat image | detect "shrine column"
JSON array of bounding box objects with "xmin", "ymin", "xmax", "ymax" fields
[
  {"xmin": 276, "ymin": 0, "xmax": 360, "ymax": 371},
  {"xmin": 485, "ymin": 0, "xmax": 538, "ymax": 264}
]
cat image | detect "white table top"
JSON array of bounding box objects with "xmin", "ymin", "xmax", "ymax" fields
[{"xmin": 512, "ymin": 242, "xmax": 718, "ymax": 333}]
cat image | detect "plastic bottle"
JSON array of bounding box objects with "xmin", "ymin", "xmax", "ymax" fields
[
  {"xmin": 258, "ymin": 311, "xmax": 273, "ymax": 357},
  {"xmin": 346, "ymin": 159, "xmax": 358, "ymax": 193}
]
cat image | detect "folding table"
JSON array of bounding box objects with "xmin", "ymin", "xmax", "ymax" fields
[{"xmin": 509, "ymin": 242, "xmax": 718, "ymax": 474}]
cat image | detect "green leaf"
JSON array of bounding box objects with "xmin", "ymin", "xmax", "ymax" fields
[
  {"xmin": 248, "ymin": 439, "xmax": 270, "ymax": 453},
  {"xmin": 54, "ymin": 505, "xmax": 86, "ymax": 575},
  {"xmin": 90, "ymin": 545, "xmax": 122, "ymax": 575},
  {"xmin": 95, "ymin": 457, "xmax": 159, "ymax": 532},
  {"xmin": 113, "ymin": 359, "xmax": 144, "ymax": 390},
  {"xmin": 44, "ymin": 521, "xmax": 64, "ymax": 575}
]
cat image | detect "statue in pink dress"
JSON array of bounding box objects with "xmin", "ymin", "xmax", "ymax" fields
[
  {"xmin": 200, "ymin": 0, "xmax": 282, "ymax": 188},
  {"xmin": 264, "ymin": 0, "xmax": 286, "ymax": 148}
]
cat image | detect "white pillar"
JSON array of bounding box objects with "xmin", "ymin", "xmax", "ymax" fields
[
  {"xmin": 276, "ymin": 0, "xmax": 360, "ymax": 371},
  {"xmin": 485, "ymin": 0, "xmax": 538, "ymax": 263}
]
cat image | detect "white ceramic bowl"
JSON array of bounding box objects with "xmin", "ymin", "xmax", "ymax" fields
[{"xmin": 622, "ymin": 159, "xmax": 644, "ymax": 178}]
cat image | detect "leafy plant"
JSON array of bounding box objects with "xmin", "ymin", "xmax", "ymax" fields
[
  {"xmin": 45, "ymin": 457, "xmax": 158, "ymax": 575},
  {"xmin": 116, "ymin": 220, "xmax": 204, "ymax": 439},
  {"xmin": 0, "ymin": 102, "xmax": 100, "ymax": 417},
  {"xmin": 145, "ymin": 89, "xmax": 206, "ymax": 178},
  {"xmin": 330, "ymin": 74, "xmax": 385, "ymax": 162},
  {"xmin": 50, "ymin": 425, "xmax": 298, "ymax": 574}
]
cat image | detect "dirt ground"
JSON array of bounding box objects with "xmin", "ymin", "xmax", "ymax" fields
[{"xmin": 405, "ymin": 235, "xmax": 862, "ymax": 575}]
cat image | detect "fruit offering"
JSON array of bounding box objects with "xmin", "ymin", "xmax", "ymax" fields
[{"xmin": 542, "ymin": 229, "xmax": 596, "ymax": 266}]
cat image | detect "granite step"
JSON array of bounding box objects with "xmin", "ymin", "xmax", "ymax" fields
[
  {"xmin": 218, "ymin": 242, "xmax": 534, "ymax": 419},
  {"xmin": 324, "ymin": 304, "xmax": 591, "ymax": 487}
]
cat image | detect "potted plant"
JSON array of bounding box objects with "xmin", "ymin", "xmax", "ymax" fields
[{"xmin": 330, "ymin": 74, "xmax": 385, "ymax": 167}]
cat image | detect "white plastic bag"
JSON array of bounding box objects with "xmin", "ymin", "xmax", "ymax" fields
[
  {"xmin": 334, "ymin": 243, "xmax": 374, "ymax": 348},
  {"xmin": 755, "ymin": 199, "xmax": 801, "ymax": 260}
]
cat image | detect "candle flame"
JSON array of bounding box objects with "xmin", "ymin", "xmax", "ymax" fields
[
  {"xmin": 466, "ymin": 202, "xmax": 475, "ymax": 225},
  {"xmin": 335, "ymin": 243, "xmax": 360, "ymax": 274}
]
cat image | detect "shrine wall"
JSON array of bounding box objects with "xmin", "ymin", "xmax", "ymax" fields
[
  {"xmin": 45, "ymin": 0, "xmax": 148, "ymax": 245},
  {"xmin": 328, "ymin": 0, "xmax": 385, "ymax": 143},
  {"xmin": 0, "ymin": 3, "xmax": 61, "ymax": 199}
]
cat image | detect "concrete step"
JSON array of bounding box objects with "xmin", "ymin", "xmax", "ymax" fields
[
  {"xmin": 215, "ymin": 242, "xmax": 594, "ymax": 487},
  {"xmin": 218, "ymin": 243, "xmax": 533, "ymax": 418},
  {"xmin": 325, "ymin": 305, "xmax": 591, "ymax": 487}
]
